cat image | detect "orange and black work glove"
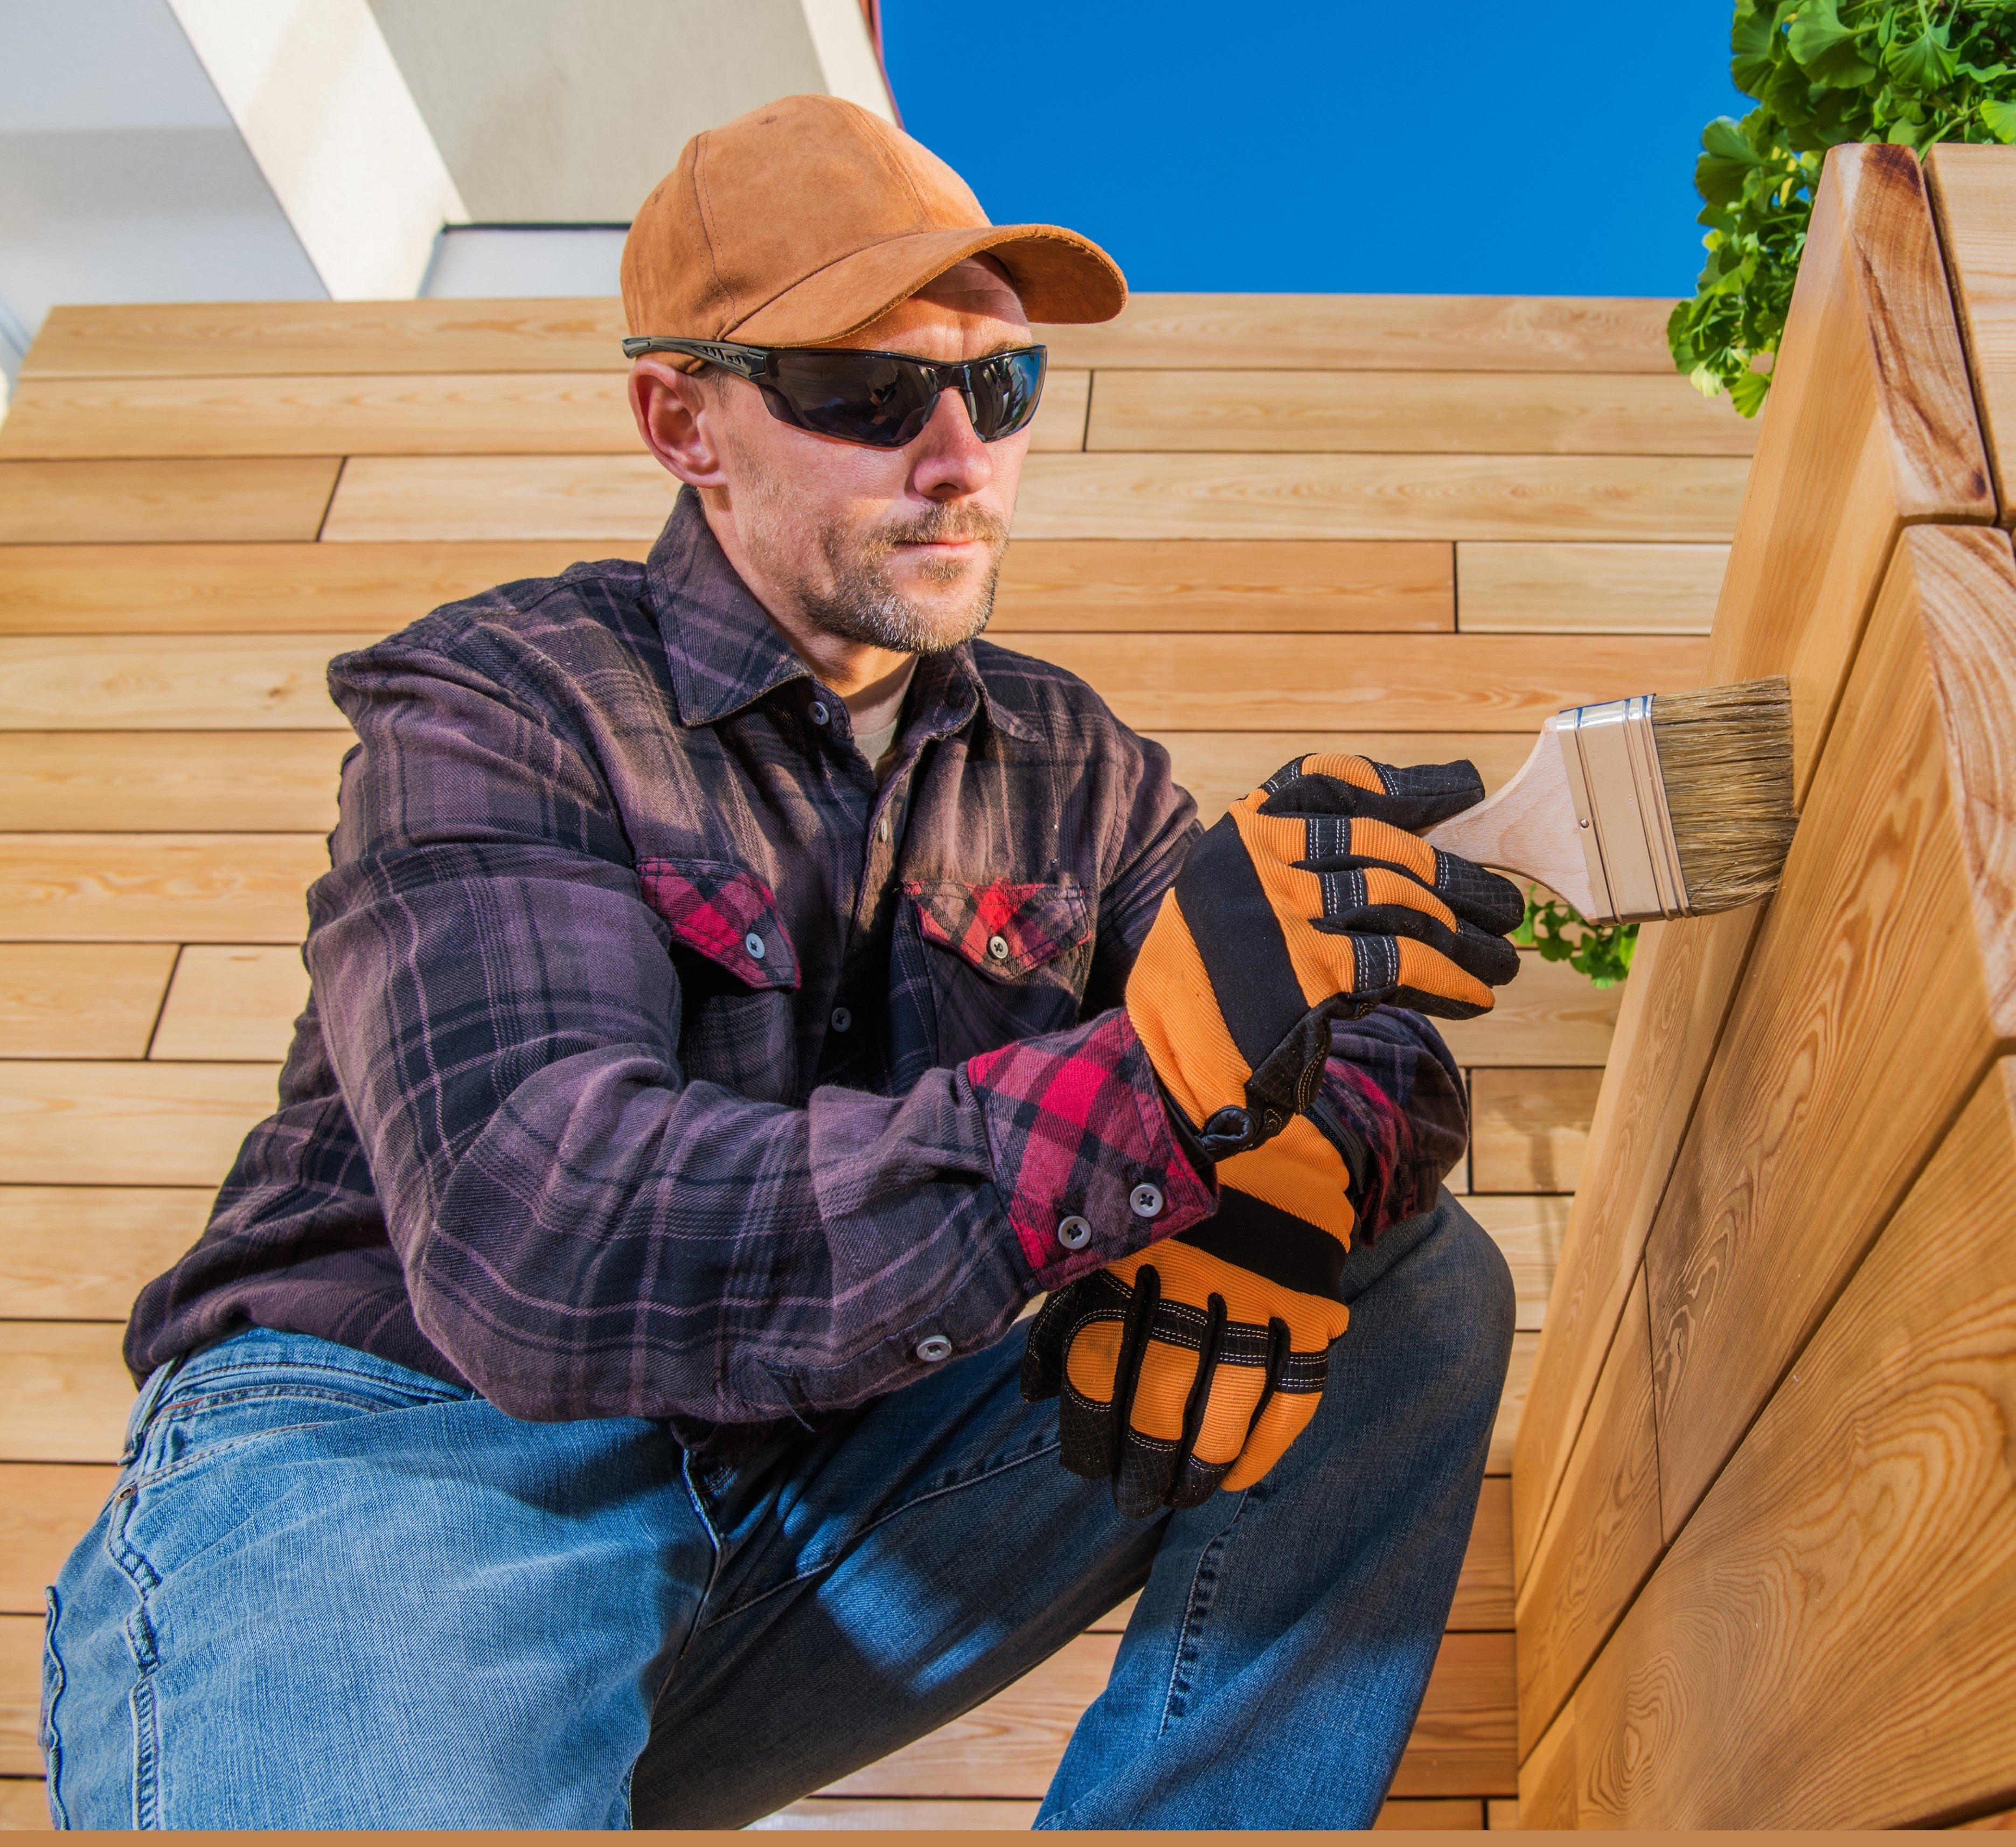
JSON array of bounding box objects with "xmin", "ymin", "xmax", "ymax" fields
[
  {"xmin": 1124, "ymin": 754, "xmax": 1523, "ymax": 1164},
  {"xmin": 1021, "ymin": 1103, "xmax": 1364, "ymax": 1515}
]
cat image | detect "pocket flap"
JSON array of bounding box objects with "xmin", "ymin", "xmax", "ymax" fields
[
  {"xmin": 637, "ymin": 857, "xmax": 800, "ymax": 991},
  {"xmin": 903, "ymin": 878, "xmax": 1091, "ymax": 982}
]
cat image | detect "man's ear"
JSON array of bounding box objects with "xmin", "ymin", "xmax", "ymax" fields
[{"xmin": 629, "ymin": 359, "xmax": 728, "ymax": 488}]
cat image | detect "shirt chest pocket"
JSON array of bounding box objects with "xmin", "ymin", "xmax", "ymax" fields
[{"xmin": 902, "ymin": 877, "xmax": 1094, "ymax": 1064}]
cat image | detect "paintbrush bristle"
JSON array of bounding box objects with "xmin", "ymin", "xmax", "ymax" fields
[{"xmin": 1650, "ymin": 675, "xmax": 1798, "ymax": 914}]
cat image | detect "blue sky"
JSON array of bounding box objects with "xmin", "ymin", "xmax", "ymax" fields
[{"xmin": 882, "ymin": 2, "xmax": 1751, "ymax": 298}]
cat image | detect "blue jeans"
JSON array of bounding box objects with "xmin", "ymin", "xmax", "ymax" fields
[{"xmin": 41, "ymin": 1189, "xmax": 1511, "ymax": 1830}]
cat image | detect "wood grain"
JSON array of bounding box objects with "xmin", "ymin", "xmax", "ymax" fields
[
  {"xmin": 1449, "ymin": 1477, "xmax": 1516, "ymax": 1630},
  {"xmin": 1456, "ymin": 542, "xmax": 1728, "ymax": 634},
  {"xmin": 1469, "ymin": 1070, "xmax": 1603, "ymax": 1195},
  {"xmin": 1513, "ymin": 1268, "xmax": 1660, "ymax": 1754},
  {"xmin": 0, "ymin": 460, "xmax": 341, "ymax": 547},
  {"xmin": 0, "ymin": 1465, "xmax": 117, "ymax": 1612},
  {"xmin": 1085, "ymin": 369, "xmax": 1758, "ymax": 456},
  {"xmin": 1492, "ymin": 1334, "xmax": 1538, "ymax": 1476},
  {"xmin": 1035, "ymin": 295, "xmax": 1678, "ymax": 372},
  {"xmin": 1385, "ymin": 1633, "xmax": 1518, "ymax": 1799},
  {"xmin": 0, "ymin": 1061, "xmax": 280, "ymax": 1186},
  {"xmin": 992, "ymin": 539, "xmax": 1454, "ymax": 633},
  {"xmin": 0, "ymin": 732, "xmax": 349, "ymax": 832},
  {"xmin": 0, "ymin": 635, "xmax": 366, "ymax": 730},
  {"xmin": 1925, "ymin": 144, "xmax": 2016, "ymax": 522},
  {"xmin": 1373, "ymin": 1799, "xmax": 1485, "ymax": 1829},
  {"xmin": 1646, "ymin": 526, "xmax": 2016, "ymax": 1536},
  {"xmin": 1564, "ymin": 1061, "xmax": 2016, "ymax": 1827},
  {"xmin": 0, "ymin": 835, "xmax": 325, "ymax": 941},
  {"xmin": 1001, "ymin": 633, "xmax": 1708, "ymax": 733},
  {"xmin": 0, "ymin": 540, "xmax": 646, "ymax": 636},
  {"xmin": 0, "ymin": 1323, "xmax": 134, "ymax": 1463},
  {"xmin": 0, "ymin": 944, "xmax": 176, "ymax": 1057},
  {"xmin": 1154, "ymin": 732, "xmax": 1538, "ymax": 827},
  {"xmin": 150, "ymin": 946, "xmax": 309, "ymax": 1063},
  {"xmin": 0, "ymin": 1779, "xmax": 50, "ymax": 1828},
  {"xmin": 0, "ymin": 1616, "xmax": 41, "ymax": 1775},
  {"xmin": 754, "ymin": 1799, "xmax": 1043, "ymax": 1829},
  {"xmin": 0, "ymin": 1186, "xmax": 210, "ymax": 1318},
  {"xmin": 1437, "ymin": 954, "xmax": 1622, "ymax": 1069},
  {"xmin": 1517, "ymin": 1699, "xmax": 1577, "ymax": 1829},
  {"xmin": 1485, "ymin": 1799, "xmax": 1519, "ymax": 1829},
  {"xmin": 1462, "ymin": 1196, "xmax": 1570, "ymax": 1332},
  {"xmin": 320, "ymin": 453, "xmax": 673, "ymax": 543}
]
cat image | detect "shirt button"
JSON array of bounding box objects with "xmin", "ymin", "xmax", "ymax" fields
[
  {"xmin": 916, "ymin": 1335, "xmax": 953, "ymax": 1363},
  {"xmin": 744, "ymin": 932, "xmax": 766, "ymax": 961},
  {"xmin": 988, "ymin": 934, "xmax": 1011, "ymax": 961},
  {"xmin": 1130, "ymin": 1183, "xmax": 1164, "ymax": 1219},
  {"xmin": 809, "ymin": 699, "xmax": 830, "ymax": 726},
  {"xmin": 830, "ymin": 1006, "xmax": 852, "ymax": 1033},
  {"xmin": 878, "ymin": 815, "xmax": 891, "ymax": 843},
  {"xmin": 1056, "ymin": 1215, "xmax": 1093, "ymax": 1251}
]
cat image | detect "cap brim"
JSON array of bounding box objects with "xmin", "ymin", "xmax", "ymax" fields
[{"xmin": 727, "ymin": 223, "xmax": 1126, "ymax": 348}]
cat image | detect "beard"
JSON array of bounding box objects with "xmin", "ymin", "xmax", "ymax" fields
[{"xmin": 740, "ymin": 475, "xmax": 1009, "ymax": 655}]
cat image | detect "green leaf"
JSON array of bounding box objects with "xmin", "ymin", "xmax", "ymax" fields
[
  {"xmin": 1698, "ymin": 114, "xmax": 1767, "ymax": 202},
  {"xmin": 1729, "ymin": 364, "xmax": 1775, "ymax": 416},
  {"xmin": 1984, "ymin": 96, "xmax": 2016, "ymax": 143},
  {"xmin": 1888, "ymin": 24, "xmax": 1959, "ymax": 91},
  {"xmin": 1732, "ymin": 3, "xmax": 1781, "ymax": 92},
  {"xmin": 1786, "ymin": 0, "xmax": 1878, "ymax": 85}
]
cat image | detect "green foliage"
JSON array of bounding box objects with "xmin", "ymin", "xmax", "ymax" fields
[
  {"xmin": 1512, "ymin": 888, "xmax": 1639, "ymax": 989},
  {"xmin": 1669, "ymin": 0, "xmax": 2016, "ymax": 415}
]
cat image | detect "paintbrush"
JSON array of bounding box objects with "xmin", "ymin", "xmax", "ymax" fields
[{"xmin": 1422, "ymin": 676, "xmax": 1798, "ymax": 924}]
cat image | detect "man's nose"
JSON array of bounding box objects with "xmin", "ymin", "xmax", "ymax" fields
[{"xmin": 908, "ymin": 390, "xmax": 992, "ymax": 499}]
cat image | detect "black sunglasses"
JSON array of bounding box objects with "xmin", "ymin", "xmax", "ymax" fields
[{"xmin": 621, "ymin": 336, "xmax": 1047, "ymax": 449}]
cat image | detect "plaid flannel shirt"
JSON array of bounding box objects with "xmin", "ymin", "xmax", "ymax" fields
[{"xmin": 126, "ymin": 490, "xmax": 1468, "ymax": 1451}]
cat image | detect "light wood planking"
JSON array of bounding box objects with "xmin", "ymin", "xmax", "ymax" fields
[
  {"xmin": 1462, "ymin": 1197, "xmax": 1570, "ymax": 1332},
  {"xmin": 0, "ymin": 945, "xmax": 176, "ymax": 1057},
  {"xmin": 0, "ymin": 459, "xmax": 342, "ymax": 546},
  {"xmin": 0, "ymin": 1465, "xmax": 119, "ymax": 1612},
  {"xmin": 0, "ymin": 1061, "xmax": 279, "ymax": 1187},
  {"xmin": 1516, "ymin": 1699, "xmax": 1577, "ymax": 1829},
  {"xmin": 1375, "ymin": 1799, "xmax": 1486, "ymax": 1829},
  {"xmin": 321, "ymin": 453, "xmax": 672, "ymax": 543},
  {"xmin": 20, "ymin": 298, "xmax": 632, "ymax": 379},
  {"xmin": 1437, "ymin": 955, "xmax": 1622, "ymax": 1069},
  {"xmin": 1012, "ymin": 453, "xmax": 1748, "ymax": 544},
  {"xmin": 1513, "ymin": 1268, "xmax": 1660, "ymax": 1754},
  {"xmin": 992, "ymin": 539, "xmax": 1454, "ymax": 633},
  {"xmin": 1958, "ymin": 1810, "xmax": 2016, "ymax": 1831},
  {"xmin": 1512, "ymin": 141, "xmax": 1996, "ymax": 1586},
  {"xmin": 1456, "ymin": 542, "xmax": 1727, "ymax": 634},
  {"xmin": 1004, "ymin": 633, "xmax": 1708, "ymax": 733},
  {"xmin": 0, "ymin": 1617, "xmax": 41, "ymax": 1776},
  {"xmin": 1486, "ymin": 1799, "xmax": 1519, "ymax": 1828},
  {"xmin": 0, "ymin": 368, "xmax": 1091, "ymax": 461},
  {"xmin": 1156, "ymin": 732, "xmax": 1537, "ymax": 827},
  {"xmin": 1037, "ymin": 295, "xmax": 1678, "ymax": 372},
  {"xmin": 0, "ymin": 540, "xmax": 648, "ymax": 636},
  {"xmin": 0, "ymin": 635, "xmax": 367, "ymax": 731},
  {"xmin": 1469, "ymin": 1070, "xmax": 1603, "ymax": 1195},
  {"xmin": 0, "ymin": 1187, "xmax": 211, "ymax": 1320},
  {"xmin": 753, "ymin": 1799, "xmax": 1044, "ymax": 1829},
  {"xmin": 1560, "ymin": 1061, "xmax": 2016, "ymax": 1828},
  {"xmin": 0, "ymin": 733, "xmax": 350, "ymax": 833},
  {"xmin": 1086, "ymin": 369, "xmax": 1758, "ymax": 456},
  {"xmin": 1492, "ymin": 1335, "xmax": 1538, "ymax": 1476},
  {"xmin": 1385, "ymin": 1633, "xmax": 1518, "ymax": 1800},
  {"xmin": 1645, "ymin": 525, "xmax": 2016, "ymax": 1537},
  {"xmin": 0, "ymin": 835, "xmax": 325, "ymax": 941},
  {"xmin": 1449, "ymin": 1477, "xmax": 1515, "ymax": 1630},
  {"xmin": 0, "ymin": 1323, "xmax": 133, "ymax": 1463},
  {"xmin": 0, "ymin": 1780, "xmax": 48, "ymax": 1829},
  {"xmin": 1926, "ymin": 144, "xmax": 2016, "ymax": 521},
  {"xmin": 150, "ymin": 946, "xmax": 309, "ymax": 1062}
]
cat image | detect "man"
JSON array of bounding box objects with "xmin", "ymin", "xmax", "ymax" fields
[{"xmin": 43, "ymin": 96, "xmax": 1517, "ymax": 1829}]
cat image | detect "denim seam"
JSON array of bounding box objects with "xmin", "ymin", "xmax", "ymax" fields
[
  {"xmin": 1157, "ymin": 1490, "xmax": 1253, "ymax": 1738},
  {"xmin": 699, "ymin": 1432, "xmax": 1062, "ymax": 1630},
  {"xmin": 40, "ymin": 1586, "xmax": 67, "ymax": 1829}
]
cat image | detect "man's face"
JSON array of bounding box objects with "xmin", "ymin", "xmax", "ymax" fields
[{"xmin": 645, "ymin": 260, "xmax": 1033, "ymax": 655}]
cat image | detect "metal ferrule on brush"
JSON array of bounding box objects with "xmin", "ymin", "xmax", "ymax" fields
[{"xmin": 1548, "ymin": 697, "xmax": 1689, "ymax": 924}]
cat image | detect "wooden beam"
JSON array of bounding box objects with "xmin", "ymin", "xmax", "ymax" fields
[
  {"xmin": 0, "ymin": 835, "xmax": 325, "ymax": 941},
  {"xmin": 0, "ymin": 459, "xmax": 342, "ymax": 546},
  {"xmin": 150, "ymin": 946, "xmax": 309, "ymax": 1063},
  {"xmin": 0, "ymin": 943, "xmax": 177, "ymax": 1057},
  {"xmin": 0, "ymin": 733, "xmax": 350, "ymax": 833},
  {"xmin": 0, "ymin": 1186, "xmax": 211, "ymax": 1319},
  {"xmin": 0, "ymin": 635, "xmax": 366, "ymax": 730},
  {"xmin": 1469, "ymin": 1070, "xmax": 1603, "ymax": 1195},
  {"xmin": 1646, "ymin": 524, "xmax": 2016, "ymax": 1537},
  {"xmin": 1455, "ymin": 542, "xmax": 1727, "ymax": 634},
  {"xmin": 0, "ymin": 1061, "xmax": 280, "ymax": 1186},
  {"xmin": 1925, "ymin": 144, "xmax": 2016, "ymax": 523}
]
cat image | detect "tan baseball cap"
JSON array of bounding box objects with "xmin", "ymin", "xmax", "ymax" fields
[{"xmin": 620, "ymin": 94, "xmax": 1126, "ymax": 364}]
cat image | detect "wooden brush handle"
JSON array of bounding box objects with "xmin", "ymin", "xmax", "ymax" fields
[{"xmin": 1421, "ymin": 730, "xmax": 1599, "ymax": 916}]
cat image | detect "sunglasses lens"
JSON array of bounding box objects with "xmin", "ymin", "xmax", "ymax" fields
[{"xmin": 761, "ymin": 348, "xmax": 1048, "ymax": 448}]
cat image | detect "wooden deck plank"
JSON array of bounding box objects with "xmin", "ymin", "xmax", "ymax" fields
[
  {"xmin": 0, "ymin": 733, "xmax": 349, "ymax": 834},
  {"xmin": 1462, "ymin": 1197, "xmax": 1570, "ymax": 1332},
  {"xmin": 0, "ymin": 1465, "xmax": 118, "ymax": 1612},
  {"xmin": 319, "ymin": 452, "xmax": 1750, "ymax": 546},
  {"xmin": 1645, "ymin": 525, "xmax": 2016, "ymax": 1538},
  {"xmin": 150, "ymin": 946, "xmax": 308, "ymax": 1063},
  {"xmin": 1085, "ymin": 369, "xmax": 1757, "ymax": 456},
  {"xmin": 1449, "ymin": 1478, "xmax": 1515, "ymax": 1631},
  {"xmin": 1155, "ymin": 732, "xmax": 1537, "ymax": 827},
  {"xmin": 0, "ymin": 835, "xmax": 324, "ymax": 942},
  {"xmin": 0, "ymin": 1187, "xmax": 210, "ymax": 1320},
  {"xmin": 992, "ymin": 539, "xmax": 1454, "ymax": 633},
  {"xmin": 753, "ymin": 1799, "xmax": 1044, "ymax": 1829},
  {"xmin": 0, "ymin": 1323, "xmax": 134, "ymax": 1464},
  {"xmin": 1455, "ymin": 542, "xmax": 1727, "ymax": 634},
  {"xmin": 1469, "ymin": 1070, "xmax": 1603, "ymax": 1195},
  {"xmin": 0, "ymin": 540, "xmax": 646, "ymax": 636},
  {"xmin": 0, "ymin": 945, "xmax": 177, "ymax": 1058},
  {"xmin": 1437, "ymin": 956, "xmax": 1622, "ymax": 1069},
  {"xmin": 0, "ymin": 1061, "xmax": 280, "ymax": 1187},
  {"xmin": 0, "ymin": 1616, "xmax": 41, "ymax": 1776},
  {"xmin": 0, "ymin": 1777, "xmax": 50, "ymax": 1828},
  {"xmin": 1925, "ymin": 144, "xmax": 2016, "ymax": 522},
  {"xmin": 0, "ymin": 635, "xmax": 364, "ymax": 731},
  {"xmin": 1492, "ymin": 1335, "xmax": 1537, "ymax": 1477},
  {"xmin": 1386, "ymin": 1633, "xmax": 1518, "ymax": 1800},
  {"xmin": 0, "ymin": 460, "xmax": 341, "ymax": 546}
]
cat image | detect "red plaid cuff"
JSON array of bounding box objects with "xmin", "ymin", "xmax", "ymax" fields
[{"xmin": 966, "ymin": 1007, "xmax": 1214, "ymax": 1288}]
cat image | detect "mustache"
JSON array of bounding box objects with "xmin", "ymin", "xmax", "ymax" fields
[{"xmin": 871, "ymin": 504, "xmax": 1010, "ymax": 550}]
